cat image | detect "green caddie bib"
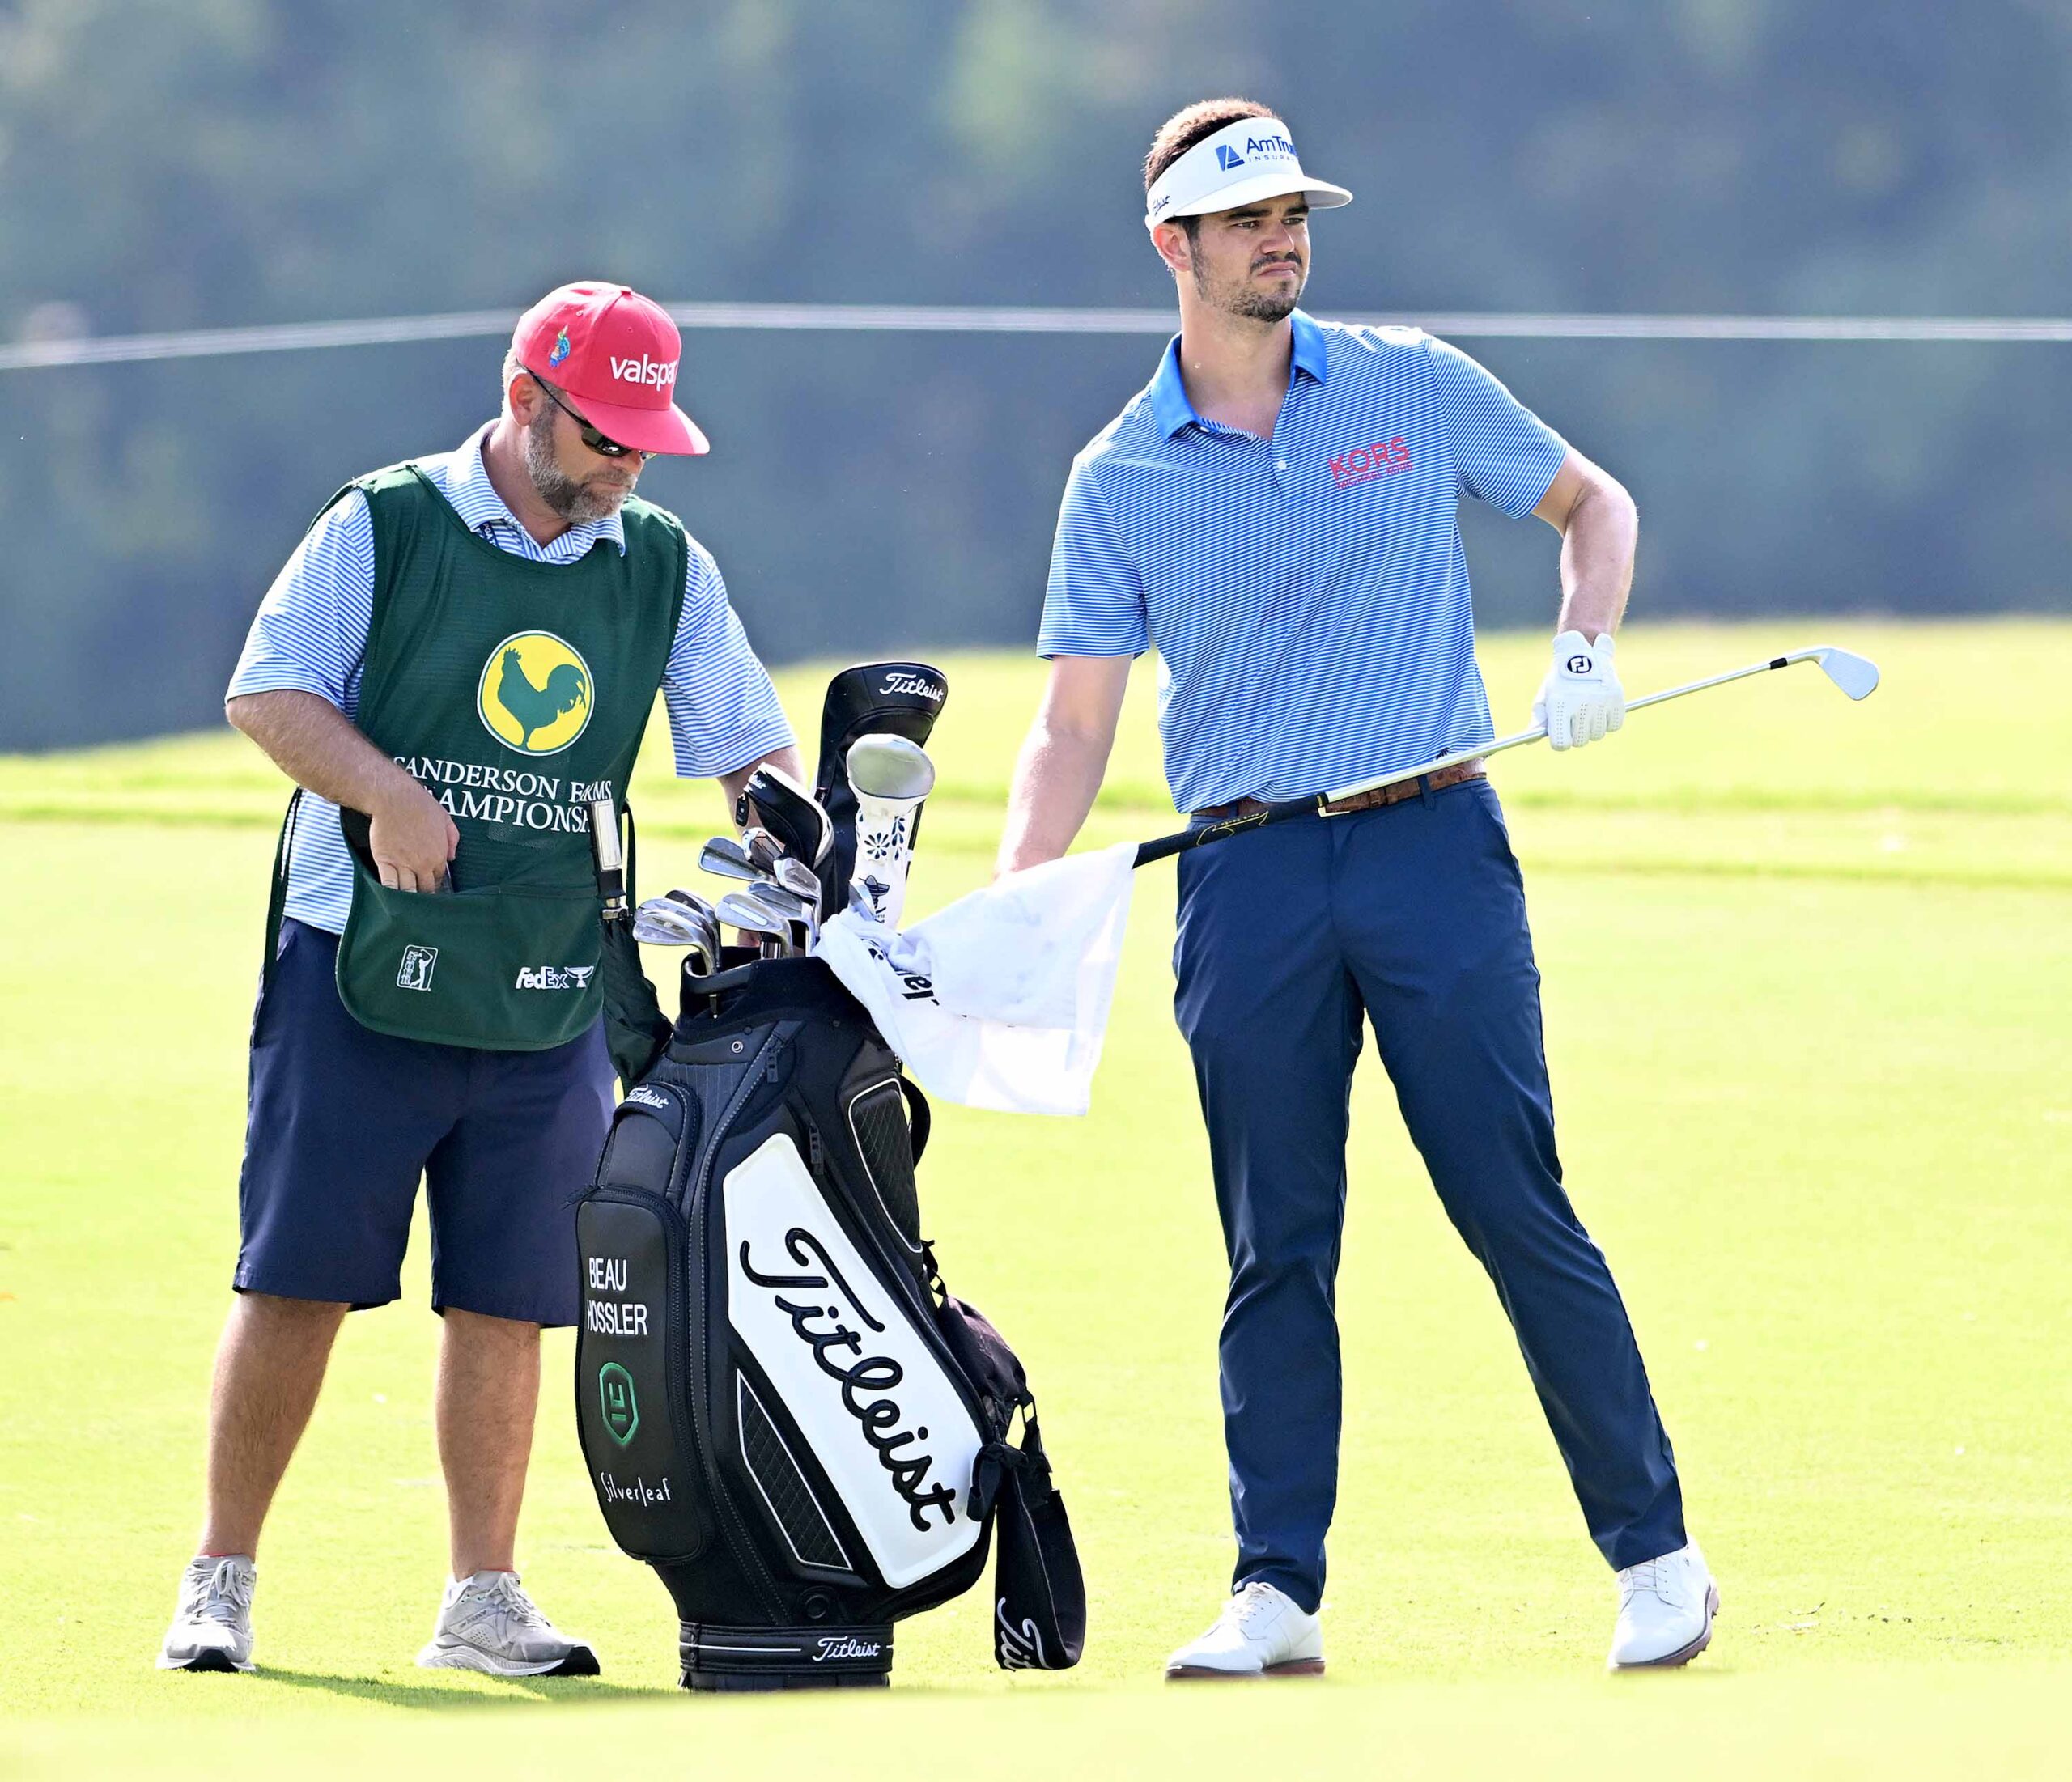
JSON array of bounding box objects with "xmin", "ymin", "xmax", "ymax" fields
[{"xmin": 290, "ymin": 462, "xmax": 684, "ymax": 1050}]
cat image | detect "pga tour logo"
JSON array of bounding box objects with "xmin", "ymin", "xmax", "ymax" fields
[
  {"xmin": 515, "ymin": 964, "xmax": 597, "ymax": 991},
  {"xmin": 397, "ymin": 945, "xmax": 438, "ymax": 991},
  {"xmin": 609, "ymin": 354, "xmax": 677, "ymax": 391}
]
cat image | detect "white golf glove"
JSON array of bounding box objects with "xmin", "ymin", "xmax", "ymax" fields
[{"xmin": 1534, "ymin": 630, "xmax": 1624, "ymax": 751}]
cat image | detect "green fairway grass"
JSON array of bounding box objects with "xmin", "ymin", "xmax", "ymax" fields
[{"xmin": 2, "ymin": 620, "xmax": 2067, "ymax": 1775}]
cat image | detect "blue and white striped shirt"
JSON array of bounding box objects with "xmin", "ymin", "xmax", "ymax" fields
[
  {"xmin": 1038, "ymin": 312, "xmax": 1567, "ymax": 811},
  {"xmin": 230, "ymin": 424, "xmax": 795, "ymax": 931}
]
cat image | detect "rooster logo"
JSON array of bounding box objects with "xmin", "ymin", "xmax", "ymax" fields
[{"xmin": 476, "ymin": 630, "xmax": 594, "ymax": 754}]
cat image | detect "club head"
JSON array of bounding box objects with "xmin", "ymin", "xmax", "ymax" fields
[
  {"xmin": 715, "ymin": 890, "xmax": 790, "ymax": 951},
  {"xmin": 699, "ymin": 836, "xmax": 762, "ymax": 885},
  {"xmin": 633, "ymin": 902, "xmax": 708, "ymax": 945},
  {"xmin": 741, "ymin": 826, "xmax": 787, "ymax": 875},
  {"xmin": 773, "ymin": 856, "xmax": 822, "ymax": 912},
  {"xmin": 1807, "ymin": 646, "xmax": 1881, "ymax": 701},
  {"xmin": 737, "ymin": 763, "xmax": 834, "ymax": 867},
  {"xmin": 664, "ymin": 888, "xmax": 717, "ymax": 924},
  {"xmin": 847, "ymin": 732, "xmax": 936, "ymax": 801}
]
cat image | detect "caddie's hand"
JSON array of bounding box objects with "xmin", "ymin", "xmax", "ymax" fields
[
  {"xmin": 370, "ymin": 779, "xmax": 458, "ymax": 893},
  {"xmin": 1533, "ymin": 629, "xmax": 1625, "ymax": 751}
]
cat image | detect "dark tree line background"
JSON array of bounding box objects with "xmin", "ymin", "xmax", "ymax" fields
[{"xmin": 3, "ymin": 1, "xmax": 2069, "ymax": 748}]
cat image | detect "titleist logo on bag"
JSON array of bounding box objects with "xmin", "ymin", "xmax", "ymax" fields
[{"xmin": 724, "ymin": 1134, "xmax": 983, "ymax": 1589}]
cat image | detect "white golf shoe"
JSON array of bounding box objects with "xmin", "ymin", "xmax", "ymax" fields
[
  {"xmin": 1166, "ymin": 1580, "xmax": 1325, "ymax": 1680},
  {"xmin": 157, "ymin": 1555, "xmax": 257, "ymax": 1673},
  {"xmin": 415, "ymin": 1569, "xmax": 600, "ymax": 1677},
  {"xmin": 1608, "ymin": 1541, "xmax": 1718, "ymax": 1670}
]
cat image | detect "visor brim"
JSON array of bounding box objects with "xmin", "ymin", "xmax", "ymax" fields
[{"xmin": 1149, "ymin": 174, "xmax": 1354, "ymax": 229}]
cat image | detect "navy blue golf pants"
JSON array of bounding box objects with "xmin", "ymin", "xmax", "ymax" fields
[{"xmin": 1173, "ymin": 778, "xmax": 1684, "ymax": 1613}]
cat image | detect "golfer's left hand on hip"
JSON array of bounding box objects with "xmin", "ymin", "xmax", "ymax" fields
[{"xmin": 1534, "ymin": 630, "xmax": 1624, "ymax": 750}]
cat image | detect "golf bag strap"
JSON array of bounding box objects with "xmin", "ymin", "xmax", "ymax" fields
[
  {"xmin": 261, "ymin": 789, "xmax": 304, "ymax": 991},
  {"xmin": 898, "ymin": 1076, "xmax": 932, "ymax": 1166},
  {"xmin": 986, "ymin": 1415, "xmax": 1085, "ymax": 1670}
]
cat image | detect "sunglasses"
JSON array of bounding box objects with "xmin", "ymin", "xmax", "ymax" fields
[{"xmin": 529, "ymin": 374, "xmax": 641, "ymax": 458}]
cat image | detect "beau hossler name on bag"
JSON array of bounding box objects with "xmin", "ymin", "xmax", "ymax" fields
[
  {"xmin": 587, "ymin": 1255, "xmax": 651, "ymax": 1336},
  {"xmin": 391, "ymin": 754, "xmax": 616, "ymax": 834}
]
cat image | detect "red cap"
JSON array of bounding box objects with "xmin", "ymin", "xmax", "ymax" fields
[{"xmin": 511, "ymin": 282, "xmax": 709, "ymax": 456}]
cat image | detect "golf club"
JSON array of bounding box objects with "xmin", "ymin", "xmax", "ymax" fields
[
  {"xmin": 698, "ymin": 835, "xmax": 763, "ymax": 885},
  {"xmin": 742, "ymin": 825, "xmax": 787, "ymax": 876},
  {"xmin": 737, "ymin": 880, "xmax": 817, "ymax": 953},
  {"xmin": 715, "ymin": 890, "xmax": 793, "ymax": 957},
  {"xmin": 846, "ymin": 733, "xmax": 935, "ymax": 929},
  {"xmin": 737, "ymin": 762, "xmax": 834, "ymax": 869},
  {"xmin": 774, "ymin": 856, "xmax": 823, "ymax": 918},
  {"xmin": 1131, "ymin": 643, "xmax": 1883, "ymax": 867}
]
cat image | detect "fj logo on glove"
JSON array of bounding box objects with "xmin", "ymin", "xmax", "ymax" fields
[{"xmin": 1566, "ymin": 653, "xmax": 1594, "ymax": 674}]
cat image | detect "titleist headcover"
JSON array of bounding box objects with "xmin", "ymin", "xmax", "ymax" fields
[
  {"xmin": 575, "ymin": 954, "xmax": 1084, "ymax": 1689},
  {"xmin": 811, "ymin": 662, "xmax": 947, "ymax": 916}
]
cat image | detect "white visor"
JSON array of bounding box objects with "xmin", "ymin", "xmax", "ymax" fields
[{"xmin": 1144, "ymin": 117, "xmax": 1353, "ymax": 231}]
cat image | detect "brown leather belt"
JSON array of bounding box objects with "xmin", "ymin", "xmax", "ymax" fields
[{"xmin": 1193, "ymin": 758, "xmax": 1485, "ymax": 823}]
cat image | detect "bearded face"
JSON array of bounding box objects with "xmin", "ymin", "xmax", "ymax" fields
[{"xmin": 523, "ymin": 400, "xmax": 639, "ymax": 524}]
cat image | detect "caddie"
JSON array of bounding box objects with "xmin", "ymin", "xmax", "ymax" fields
[
  {"xmin": 998, "ymin": 100, "xmax": 1717, "ymax": 1677},
  {"xmin": 159, "ymin": 282, "xmax": 803, "ymax": 1677}
]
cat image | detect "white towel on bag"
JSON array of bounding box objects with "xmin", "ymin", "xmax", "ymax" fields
[{"xmin": 812, "ymin": 842, "xmax": 1137, "ymax": 1117}]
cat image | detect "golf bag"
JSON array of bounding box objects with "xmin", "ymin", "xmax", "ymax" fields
[{"xmin": 574, "ymin": 953, "xmax": 1085, "ymax": 1689}]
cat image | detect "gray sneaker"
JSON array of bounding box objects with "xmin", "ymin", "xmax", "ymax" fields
[
  {"xmin": 157, "ymin": 1555, "xmax": 257, "ymax": 1673},
  {"xmin": 415, "ymin": 1569, "xmax": 600, "ymax": 1677}
]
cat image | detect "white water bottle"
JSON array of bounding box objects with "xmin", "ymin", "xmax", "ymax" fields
[{"xmin": 846, "ymin": 734, "xmax": 935, "ymax": 930}]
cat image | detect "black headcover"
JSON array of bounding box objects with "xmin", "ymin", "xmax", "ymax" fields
[{"xmin": 811, "ymin": 662, "xmax": 948, "ymax": 913}]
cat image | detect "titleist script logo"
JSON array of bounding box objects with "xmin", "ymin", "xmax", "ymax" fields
[
  {"xmin": 813, "ymin": 1634, "xmax": 883, "ymax": 1663},
  {"xmin": 738, "ymin": 1228, "xmax": 959, "ymax": 1533},
  {"xmin": 996, "ymin": 1596, "xmax": 1047, "ymax": 1670},
  {"xmin": 1331, "ymin": 437, "xmax": 1413, "ymax": 486},
  {"xmin": 609, "ymin": 353, "xmax": 677, "ymax": 390},
  {"xmin": 515, "ymin": 964, "xmax": 596, "ymax": 991},
  {"xmin": 597, "ymin": 1471, "xmax": 672, "ymax": 1507},
  {"xmin": 624, "ymin": 1085, "xmax": 671, "ymax": 1110},
  {"xmin": 879, "ymin": 670, "xmax": 945, "ymax": 703}
]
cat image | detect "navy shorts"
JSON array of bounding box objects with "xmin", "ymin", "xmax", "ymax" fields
[{"xmin": 234, "ymin": 919, "xmax": 614, "ymax": 1324}]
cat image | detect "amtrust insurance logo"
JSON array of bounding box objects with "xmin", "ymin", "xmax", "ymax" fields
[{"xmin": 477, "ymin": 631, "xmax": 593, "ymax": 755}]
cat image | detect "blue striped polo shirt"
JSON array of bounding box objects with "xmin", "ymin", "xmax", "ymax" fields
[
  {"xmin": 229, "ymin": 424, "xmax": 796, "ymax": 932},
  {"xmin": 1037, "ymin": 311, "xmax": 1567, "ymax": 811}
]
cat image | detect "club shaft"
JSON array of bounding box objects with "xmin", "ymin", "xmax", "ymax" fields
[{"xmin": 1132, "ymin": 651, "xmax": 1828, "ymax": 868}]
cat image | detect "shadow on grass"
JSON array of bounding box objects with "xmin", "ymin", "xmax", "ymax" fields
[{"xmin": 248, "ymin": 1666, "xmax": 667, "ymax": 1709}]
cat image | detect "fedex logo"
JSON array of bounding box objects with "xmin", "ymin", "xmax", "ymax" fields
[
  {"xmin": 609, "ymin": 354, "xmax": 677, "ymax": 391},
  {"xmin": 1330, "ymin": 438, "xmax": 1412, "ymax": 486}
]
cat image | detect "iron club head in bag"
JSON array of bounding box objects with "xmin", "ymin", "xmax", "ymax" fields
[
  {"xmin": 845, "ymin": 734, "xmax": 935, "ymax": 930},
  {"xmin": 715, "ymin": 890, "xmax": 792, "ymax": 957}
]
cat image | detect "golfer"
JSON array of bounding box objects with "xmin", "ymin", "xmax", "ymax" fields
[
  {"xmin": 999, "ymin": 100, "xmax": 1717, "ymax": 1677},
  {"xmin": 159, "ymin": 282, "xmax": 802, "ymax": 1676}
]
